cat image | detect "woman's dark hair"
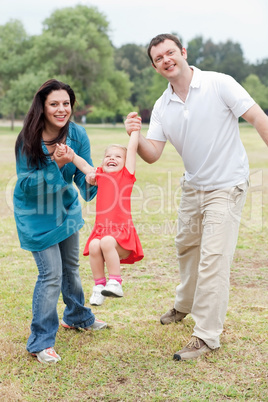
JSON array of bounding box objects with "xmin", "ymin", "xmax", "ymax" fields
[
  {"xmin": 147, "ymin": 34, "xmax": 183, "ymax": 66},
  {"xmin": 15, "ymin": 79, "xmax": 76, "ymax": 167}
]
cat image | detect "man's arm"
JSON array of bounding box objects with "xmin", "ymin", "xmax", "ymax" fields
[
  {"xmin": 137, "ymin": 134, "xmax": 165, "ymax": 164},
  {"xmin": 125, "ymin": 112, "xmax": 165, "ymax": 163},
  {"xmin": 242, "ymin": 104, "xmax": 268, "ymax": 146}
]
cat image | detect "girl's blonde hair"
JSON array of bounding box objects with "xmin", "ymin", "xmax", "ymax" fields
[{"xmin": 104, "ymin": 144, "xmax": 127, "ymax": 156}]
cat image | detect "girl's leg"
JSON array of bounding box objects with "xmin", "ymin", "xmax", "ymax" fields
[
  {"xmin": 60, "ymin": 232, "xmax": 95, "ymax": 329},
  {"xmin": 88, "ymin": 239, "xmax": 106, "ymax": 281},
  {"xmin": 27, "ymin": 244, "xmax": 63, "ymax": 353},
  {"xmin": 100, "ymin": 236, "xmax": 130, "ymax": 276},
  {"xmin": 88, "ymin": 239, "xmax": 106, "ymax": 305},
  {"xmin": 100, "ymin": 236, "xmax": 130, "ymax": 298}
]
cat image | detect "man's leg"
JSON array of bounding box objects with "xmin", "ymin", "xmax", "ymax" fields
[
  {"xmin": 161, "ymin": 179, "xmax": 202, "ymax": 324},
  {"xmin": 191, "ymin": 184, "xmax": 248, "ymax": 349},
  {"xmin": 174, "ymin": 183, "xmax": 248, "ymax": 360}
]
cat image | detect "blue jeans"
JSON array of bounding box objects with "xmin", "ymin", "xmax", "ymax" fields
[{"xmin": 27, "ymin": 231, "xmax": 95, "ymax": 353}]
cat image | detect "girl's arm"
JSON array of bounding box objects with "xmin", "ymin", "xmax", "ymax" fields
[
  {"xmin": 72, "ymin": 152, "xmax": 95, "ymax": 175},
  {"xmin": 54, "ymin": 144, "xmax": 94, "ymax": 175},
  {"xmin": 125, "ymin": 130, "xmax": 140, "ymax": 174}
]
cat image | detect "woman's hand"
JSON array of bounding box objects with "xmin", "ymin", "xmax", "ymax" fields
[{"xmin": 53, "ymin": 144, "xmax": 74, "ymax": 168}]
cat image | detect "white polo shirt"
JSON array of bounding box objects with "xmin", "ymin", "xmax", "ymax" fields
[{"xmin": 146, "ymin": 67, "xmax": 255, "ymax": 190}]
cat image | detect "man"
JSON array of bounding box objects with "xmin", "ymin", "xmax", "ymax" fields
[{"xmin": 125, "ymin": 34, "xmax": 268, "ymax": 361}]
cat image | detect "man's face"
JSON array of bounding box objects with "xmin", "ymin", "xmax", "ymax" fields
[{"xmin": 150, "ymin": 39, "xmax": 187, "ymax": 80}]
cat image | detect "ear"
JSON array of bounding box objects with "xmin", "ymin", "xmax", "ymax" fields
[
  {"xmin": 182, "ymin": 47, "xmax": 188, "ymax": 60},
  {"xmin": 151, "ymin": 62, "xmax": 158, "ymax": 72}
]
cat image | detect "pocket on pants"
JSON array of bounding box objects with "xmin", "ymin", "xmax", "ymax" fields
[
  {"xmin": 202, "ymin": 210, "xmax": 225, "ymax": 225},
  {"xmin": 202, "ymin": 210, "xmax": 231, "ymax": 255},
  {"xmin": 232, "ymin": 182, "xmax": 248, "ymax": 205},
  {"xmin": 176, "ymin": 212, "xmax": 201, "ymax": 248}
]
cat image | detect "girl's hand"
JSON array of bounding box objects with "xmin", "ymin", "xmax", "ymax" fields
[
  {"xmin": 85, "ymin": 170, "xmax": 97, "ymax": 185},
  {"xmin": 125, "ymin": 112, "xmax": 142, "ymax": 136},
  {"xmin": 55, "ymin": 143, "xmax": 66, "ymax": 157},
  {"xmin": 53, "ymin": 144, "xmax": 74, "ymax": 168}
]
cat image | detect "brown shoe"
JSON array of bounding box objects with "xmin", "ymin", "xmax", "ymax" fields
[
  {"xmin": 160, "ymin": 308, "xmax": 187, "ymax": 325},
  {"xmin": 173, "ymin": 336, "xmax": 212, "ymax": 361}
]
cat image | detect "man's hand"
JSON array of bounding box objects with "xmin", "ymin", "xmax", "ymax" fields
[{"xmin": 125, "ymin": 112, "xmax": 142, "ymax": 136}]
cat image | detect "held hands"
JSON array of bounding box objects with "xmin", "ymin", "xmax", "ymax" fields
[
  {"xmin": 53, "ymin": 143, "xmax": 74, "ymax": 168},
  {"xmin": 125, "ymin": 112, "xmax": 142, "ymax": 136},
  {"xmin": 85, "ymin": 170, "xmax": 97, "ymax": 186}
]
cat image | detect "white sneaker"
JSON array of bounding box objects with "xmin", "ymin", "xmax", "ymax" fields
[
  {"xmin": 61, "ymin": 319, "xmax": 107, "ymax": 331},
  {"xmin": 32, "ymin": 347, "xmax": 61, "ymax": 364},
  {"xmin": 88, "ymin": 318, "xmax": 108, "ymax": 330},
  {"xmin": 90, "ymin": 285, "xmax": 106, "ymax": 306},
  {"xmin": 101, "ymin": 279, "xmax": 124, "ymax": 298}
]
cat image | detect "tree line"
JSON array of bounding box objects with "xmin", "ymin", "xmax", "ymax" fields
[{"xmin": 0, "ymin": 5, "xmax": 267, "ymax": 127}]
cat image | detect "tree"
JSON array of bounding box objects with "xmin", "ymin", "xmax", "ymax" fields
[
  {"xmin": 253, "ymin": 59, "xmax": 268, "ymax": 86},
  {"xmin": 0, "ymin": 19, "xmax": 29, "ymax": 87},
  {"xmin": 215, "ymin": 40, "xmax": 250, "ymax": 82},
  {"xmin": 0, "ymin": 20, "xmax": 30, "ymax": 125},
  {"xmin": 242, "ymin": 74, "xmax": 268, "ymax": 111},
  {"xmin": 115, "ymin": 44, "xmax": 149, "ymax": 82},
  {"xmin": 114, "ymin": 44, "xmax": 154, "ymax": 117},
  {"xmin": 145, "ymin": 72, "xmax": 167, "ymax": 111},
  {"xmin": 40, "ymin": 6, "xmax": 133, "ymax": 121},
  {"xmin": 186, "ymin": 36, "xmax": 204, "ymax": 66},
  {"xmin": 0, "ymin": 6, "xmax": 134, "ymax": 124},
  {"xmin": 186, "ymin": 36, "xmax": 250, "ymax": 83}
]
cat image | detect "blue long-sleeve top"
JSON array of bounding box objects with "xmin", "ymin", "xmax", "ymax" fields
[{"xmin": 13, "ymin": 122, "xmax": 97, "ymax": 251}]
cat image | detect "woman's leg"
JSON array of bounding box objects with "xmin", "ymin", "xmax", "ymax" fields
[
  {"xmin": 27, "ymin": 244, "xmax": 62, "ymax": 353},
  {"xmin": 60, "ymin": 231, "xmax": 95, "ymax": 329}
]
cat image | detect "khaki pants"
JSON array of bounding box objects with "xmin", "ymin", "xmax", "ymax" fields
[{"xmin": 174, "ymin": 178, "xmax": 248, "ymax": 349}]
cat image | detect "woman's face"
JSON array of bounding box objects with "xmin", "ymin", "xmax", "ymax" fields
[{"xmin": 44, "ymin": 90, "xmax": 72, "ymax": 132}]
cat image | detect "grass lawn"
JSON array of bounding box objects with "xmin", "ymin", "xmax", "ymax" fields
[{"xmin": 0, "ymin": 123, "xmax": 267, "ymax": 401}]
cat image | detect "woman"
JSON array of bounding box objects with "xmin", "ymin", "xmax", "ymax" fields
[{"xmin": 14, "ymin": 79, "xmax": 107, "ymax": 364}]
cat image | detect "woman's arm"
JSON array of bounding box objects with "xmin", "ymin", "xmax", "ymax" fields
[{"xmin": 16, "ymin": 150, "xmax": 68, "ymax": 196}]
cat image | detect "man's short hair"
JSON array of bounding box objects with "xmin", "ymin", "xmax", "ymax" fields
[{"xmin": 147, "ymin": 34, "xmax": 183, "ymax": 65}]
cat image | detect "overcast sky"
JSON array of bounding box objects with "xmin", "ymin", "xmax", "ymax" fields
[{"xmin": 1, "ymin": 0, "xmax": 267, "ymax": 63}]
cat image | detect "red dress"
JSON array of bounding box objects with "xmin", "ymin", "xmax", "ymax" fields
[{"xmin": 83, "ymin": 166, "xmax": 144, "ymax": 264}]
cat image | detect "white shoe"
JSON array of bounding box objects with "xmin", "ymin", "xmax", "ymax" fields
[
  {"xmin": 90, "ymin": 285, "xmax": 106, "ymax": 306},
  {"xmin": 61, "ymin": 318, "xmax": 107, "ymax": 331},
  {"xmin": 101, "ymin": 279, "xmax": 124, "ymax": 298},
  {"xmin": 32, "ymin": 347, "xmax": 61, "ymax": 364}
]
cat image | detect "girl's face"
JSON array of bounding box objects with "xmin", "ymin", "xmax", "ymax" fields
[
  {"xmin": 44, "ymin": 90, "xmax": 72, "ymax": 132},
  {"xmin": 102, "ymin": 147, "xmax": 126, "ymax": 173}
]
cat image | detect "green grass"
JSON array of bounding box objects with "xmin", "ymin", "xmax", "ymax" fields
[{"xmin": 0, "ymin": 123, "xmax": 267, "ymax": 401}]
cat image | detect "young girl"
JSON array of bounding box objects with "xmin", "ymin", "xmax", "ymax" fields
[{"xmin": 56, "ymin": 130, "xmax": 144, "ymax": 306}]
